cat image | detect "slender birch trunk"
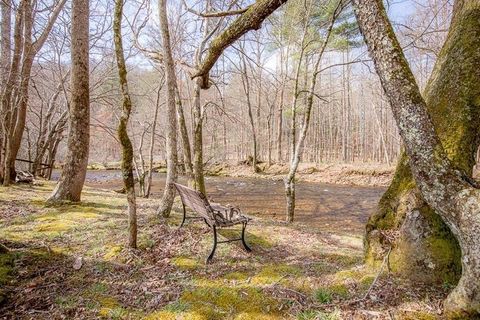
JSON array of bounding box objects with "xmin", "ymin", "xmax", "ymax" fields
[{"xmin": 157, "ymin": 0, "xmax": 178, "ymax": 217}]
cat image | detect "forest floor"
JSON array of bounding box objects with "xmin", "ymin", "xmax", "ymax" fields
[{"xmin": 0, "ymin": 179, "xmax": 448, "ymax": 319}]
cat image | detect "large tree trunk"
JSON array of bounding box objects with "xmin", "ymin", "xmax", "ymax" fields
[
  {"xmin": 114, "ymin": 0, "xmax": 137, "ymax": 248},
  {"xmin": 0, "ymin": 0, "xmax": 11, "ymax": 184},
  {"xmin": 353, "ymin": 0, "xmax": 480, "ymax": 315},
  {"xmin": 48, "ymin": 0, "xmax": 89, "ymax": 202},
  {"xmin": 157, "ymin": 0, "xmax": 178, "ymax": 217},
  {"xmin": 2, "ymin": 0, "xmax": 25, "ymax": 185},
  {"xmin": 364, "ymin": 0, "xmax": 480, "ymax": 288}
]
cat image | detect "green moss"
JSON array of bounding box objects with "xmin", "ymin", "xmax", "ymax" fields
[
  {"xmin": 359, "ymin": 275, "xmax": 375, "ymax": 289},
  {"xmin": 0, "ymin": 252, "xmax": 14, "ymax": 304},
  {"xmin": 143, "ymin": 311, "xmax": 177, "ymax": 320},
  {"xmin": 327, "ymin": 284, "xmax": 349, "ymax": 299},
  {"xmin": 162, "ymin": 301, "xmax": 189, "ymax": 313},
  {"xmin": 298, "ymin": 310, "xmax": 342, "ymax": 320},
  {"xmin": 98, "ymin": 296, "xmax": 122, "ymax": 318},
  {"xmin": 144, "ymin": 310, "xmax": 205, "ymax": 320},
  {"xmin": 0, "ymin": 253, "xmax": 14, "ymax": 285},
  {"xmin": 223, "ymin": 271, "xmax": 249, "ymax": 281},
  {"xmin": 251, "ymin": 264, "xmax": 302, "ymax": 285},
  {"xmin": 398, "ymin": 311, "xmax": 437, "ymax": 320},
  {"xmin": 180, "ymin": 285, "xmax": 280, "ymax": 319},
  {"xmin": 103, "ymin": 245, "xmax": 123, "ymax": 260},
  {"xmin": 234, "ymin": 313, "xmax": 281, "ymax": 320},
  {"xmin": 334, "ymin": 268, "xmax": 364, "ymax": 281},
  {"xmin": 218, "ymin": 228, "xmax": 273, "ymax": 249},
  {"xmin": 138, "ymin": 234, "xmax": 155, "ymax": 250},
  {"xmin": 171, "ymin": 257, "xmax": 200, "ymax": 270}
]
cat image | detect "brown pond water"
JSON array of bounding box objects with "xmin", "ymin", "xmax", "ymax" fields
[{"xmin": 52, "ymin": 170, "xmax": 385, "ymax": 235}]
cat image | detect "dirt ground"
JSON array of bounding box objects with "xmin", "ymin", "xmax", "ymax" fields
[{"xmin": 0, "ymin": 173, "xmax": 448, "ymax": 319}]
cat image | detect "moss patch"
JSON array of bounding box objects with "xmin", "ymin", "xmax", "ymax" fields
[
  {"xmin": 171, "ymin": 257, "xmax": 200, "ymax": 270},
  {"xmin": 251, "ymin": 264, "xmax": 302, "ymax": 285},
  {"xmin": 180, "ymin": 285, "xmax": 280, "ymax": 319}
]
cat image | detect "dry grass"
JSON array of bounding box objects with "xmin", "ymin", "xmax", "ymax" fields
[{"xmin": 0, "ymin": 182, "xmax": 447, "ymax": 319}]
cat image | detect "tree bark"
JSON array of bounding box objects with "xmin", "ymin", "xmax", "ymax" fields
[
  {"xmin": 114, "ymin": 0, "xmax": 137, "ymax": 248},
  {"xmin": 353, "ymin": 0, "xmax": 480, "ymax": 315},
  {"xmin": 365, "ymin": 0, "xmax": 480, "ymax": 287},
  {"xmin": 2, "ymin": 0, "xmax": 25, "ymax": 185},
  {"xmin": 192, "ymin": 78, "xmax": 206, "ymax": 195},
  {"xmin": 176, "ymin": 85, "xmax": 194, "ymax": 184},
  {"xmin": 48, "ymin": 0, "xmax": 89, "ymax": 202},
  {"xmin": 0, "ymin": 0, "xmax": 12, "ymax": 183},
  {"xmin": 193, "ymin": 0, "xmax": 288, "ymax": 89},
  {"xmin": 5, "ymin": 0, "xmax": 66, "ymax": 184},
  {"xmin": 157, "ymin": 0, "xmax": 178, "ymax": 217}
]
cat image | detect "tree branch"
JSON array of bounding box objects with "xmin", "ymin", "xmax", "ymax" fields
[{"xmin": 192, "ymin": 0, "xmax": 288, "ymax": 89}]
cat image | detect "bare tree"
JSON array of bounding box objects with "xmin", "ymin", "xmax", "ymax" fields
[
  {"xmin": 48, "ymin": 0, "xmax": 89, "ymax": 202},
  {"xmin": 1, "ymin": 0, "xmax": 66, "ymax": 185},
  {"xmin": 157, "ymin": 0, "xmax": 178, "ymax": 217},
  {"xmin": 114, "ymin": 0, "xmax": 137, "ymax": 248}
]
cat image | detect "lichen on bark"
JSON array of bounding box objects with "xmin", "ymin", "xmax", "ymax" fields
[{"xmin": 364, "ymin": 1, "xmax": 480, "ymax": 286}]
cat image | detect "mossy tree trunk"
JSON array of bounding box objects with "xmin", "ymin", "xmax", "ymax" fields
[
  {"xmin": 353, "ymin": 0, "xmax": 480, "ymax": 315},
  {"xmin": 114, "ymin": 0, "xmax": 137, "ymax": 248},
  {"xmin": 157, "ymin": 0, "xmax": 178, "ymax": 217},
  {"xmin": 364, "ymin": 0, "xmax": 480, "ymax": 288},
  {"xmin": 48, "ymin": 0, "xmax": 89, "ymax": 202}
]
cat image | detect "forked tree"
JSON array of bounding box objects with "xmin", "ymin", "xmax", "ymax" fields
[{"xmin": 353, "ymin": 0, "xmax": 480, "ymax": 315}]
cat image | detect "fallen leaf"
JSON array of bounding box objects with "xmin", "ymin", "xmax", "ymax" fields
[{"xmin": 73, "ymin": 256, "xmax": 83, "ymax": 270}]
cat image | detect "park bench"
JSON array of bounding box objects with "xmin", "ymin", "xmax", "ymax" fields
[{"xmin": 173, "ymin": 182, "xmax": 252, "ymax": 263}]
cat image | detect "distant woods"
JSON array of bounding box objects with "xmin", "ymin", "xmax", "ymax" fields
[{"xmin": 1, "ymin": 0, "xmax": 443, "ymax": 188}]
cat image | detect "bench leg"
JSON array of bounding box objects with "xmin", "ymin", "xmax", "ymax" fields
[
  {"xmin": 207, "ymin": 226, "xmax": 217, "ymax": 264},
  {"xmin": 241, "ymin": 222, "xmax": 252, "ymax": 252},
  {"xmin": 179, "ymin": 203, "xmax": 186, "ymax": 229}
]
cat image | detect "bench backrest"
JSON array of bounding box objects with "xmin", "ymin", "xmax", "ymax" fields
[{"xmin": 173, "ymin": 183, "xmax": 214, "ymax": 220}]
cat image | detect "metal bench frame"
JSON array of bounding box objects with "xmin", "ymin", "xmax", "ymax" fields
[{"xmin": 173, "ymin": 183, "xmax": 252, "ymax": 263}]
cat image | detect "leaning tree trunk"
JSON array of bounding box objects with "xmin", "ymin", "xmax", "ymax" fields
[
  {"xmin": 175, "ymin": 85, "xmax": 194, "ymax": 185},
  {"xmin": 364, "ymin": 0, "xmax": 480, "ymax": 288},
  {"xmin": 157, "ymin": 0, "xmax": 178, "ymax": 217},
  {"xmin": 353, "ymin": 0, "xmax": 480, "ymax": 315},
  {"xmin": 48, "ymin": 0, "xmax": 89, "ymax": 202},
  {"xmin": 192, "ymin": 78, "xmax": 206, "ymax": 195},
  {"xmin": 114, "ymin": 0, "xmax": 137, "ymax": 248}
]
